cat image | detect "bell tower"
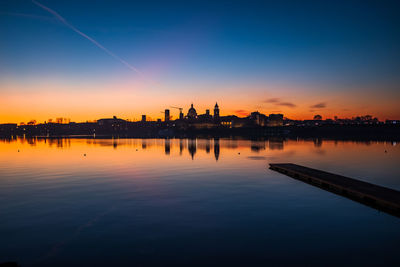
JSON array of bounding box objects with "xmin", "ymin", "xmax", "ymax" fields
[{"xmin": 214, "ymin": 102, "xmax": 220, "ymax": 119}]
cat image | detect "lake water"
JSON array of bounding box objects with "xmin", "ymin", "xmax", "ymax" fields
[{"xmin": 1, "ymin": 137, "xmax": 399, "ymax": 266}]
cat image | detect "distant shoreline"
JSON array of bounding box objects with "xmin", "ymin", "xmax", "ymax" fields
[{"xmin": 1, "ymin": 125, "xmax": 399, "ymax": 141}]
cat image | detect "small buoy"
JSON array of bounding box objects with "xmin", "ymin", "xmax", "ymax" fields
[
  {"xmin": 136, "ymin": 149, "xmax": 138, "ymax": 151},
  {"xmin": 238, "ymin": 152, "xmax": 240, "ymax": 155},
  {"xmin": 84, "ymin": 154, "xmax": 86, "ymax": 156},
  {"xmin": 18, "ymin": 149, "xmax": 20, "ymax": 152},
  {"xmin": 384, "ymin": 150, "xmax": 387, "ymax": 153}
]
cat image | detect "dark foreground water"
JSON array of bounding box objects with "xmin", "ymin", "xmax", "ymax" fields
[{"xmin": 1, "ymin": 138, "xmax": 399, "ymax": 266}]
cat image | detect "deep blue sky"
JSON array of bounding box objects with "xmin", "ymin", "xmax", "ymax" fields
[{"xmin": 1, "ymin": 0, "xmax": 399, "ymax": 121}]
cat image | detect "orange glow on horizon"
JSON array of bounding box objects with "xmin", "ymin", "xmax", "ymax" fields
[{"xmin": 1, "ymin": 80, "xmax": 399, "ymax": 124}]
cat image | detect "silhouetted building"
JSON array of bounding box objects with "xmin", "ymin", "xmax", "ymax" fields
[
  {"xmin": 231, "ymin": 117, "xmax": 249, "ymax": 128},
  {"xmin": 187, "ymin": 104, "xmax": 197, "ymax": 119},
  {"xmin": 165, "ymin": 109, "xmax": 170, "ymax": 122},
  {"xmin": 250, "ymin": 112, "xmax": 268, "ymax": 126},
  {"xmin": 197, "ymin": 108, "xmax": 213, "ymax": 123},
  {"xmin": 0, "ymin": 123, "xmax": 17, "ymax": 135},
  {"xmin": 268, "ymin": 114, "xmax": 284, "ymax": 127},
  {"xmin": 142, "ymin": 115, "xmax": 146, "ymax": 122},
  {"xmin": 214, "ymin": 102, "xmax": 220, "ymax": 120},
  {"xmin": 97, "ymin": 116, "xmax": 126, "ymax": 127},
  {"xmin": 220, "ymin": 116, "xmax": 235, "ymax": 127}
]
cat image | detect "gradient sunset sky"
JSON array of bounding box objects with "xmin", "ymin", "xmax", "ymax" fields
[{"xmin": 1, "ymin": 0, "xmax": 399, "ymax": 123}]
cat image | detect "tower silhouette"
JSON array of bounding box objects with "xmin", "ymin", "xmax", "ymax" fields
[{"xmin": 214, "ymin": 102, "xmax": 220, "ymax": 120}]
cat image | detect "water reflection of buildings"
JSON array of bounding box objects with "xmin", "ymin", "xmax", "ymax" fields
[
  {"xmin": 251, "ymin": 140, "xmax": 266, "ymax": 152},
  {"xmin": 205, "ymin": 139, "xmax": 211, "ymax": 153},
  {"xmin": 17, "ymin": 137, "xmax": 72, "ymax": 148},
  {"xmin": 268, "ymin": 138, "xmax": 284, "ymax": 150},
  {"xmin": 214, "ymin": 138, "xmax": 220, "ymax": 161},
  {"xmin": 161, "ymin": 138, "xmax": 220, "ymax": 161},
  {"xmin": 165, "ymin": 139, "xmax": 170, "ymax": 155},
  {"xmin": 179, "ymin": 138, "xmax": 184, "ymax": 155},
  {"xmin": 188, "ymin": 139, "xmax": 197, "ymax": 160},
  {"xmin": 3, "ymin": 137, "xmax": 398, "ymax": 162},
  {"xmin": 313, "ymin": 138, "xmax": 323, "ymax": 147},
  {"xmin": 142, "ymin": 139, "xmax": 147, "ymax": 149}
]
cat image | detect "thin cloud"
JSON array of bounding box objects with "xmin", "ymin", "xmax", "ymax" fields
[
  {"xmin": 32, "ymin": 0, "xmax": 145, "ymax": 77},
  {"xmin": 263, "ymin": 98, "xmax": 280, "ymax": 103},
  {"xmin": 263, "ymin": 98, "xmax": 296, "ymax": 108},
  {"xmin": 277, "ymin": 102, "xmax": 296, "ymax": 108},
  {"xmin": 0, "ymin": 11, "xmax": 55, "ymax": 21},
  {"xmin": 310, "ymin": 102, "xmax": 327, "ymax": 109}
]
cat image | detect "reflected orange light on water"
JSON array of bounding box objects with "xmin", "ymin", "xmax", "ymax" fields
[
  {"xmin": 1, "ymin": 137, "xmax": 400, "ymax": 192},
  {"xmin": 1, "ymin": 138, "xmax": 398, "ymax": 171}
]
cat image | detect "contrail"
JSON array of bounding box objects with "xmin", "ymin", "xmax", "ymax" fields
[{"xmin": 32, "ymin": 0, "xmax": 144, "ymax": 76}]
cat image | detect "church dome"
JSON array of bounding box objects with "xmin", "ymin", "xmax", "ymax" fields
[
  {"xmin": 187, "ymin": 103, "xmax": 197, "ymax": 119},
  {"xmin": 189, "ymin": 104, "xmax": 196, "ymax": 113}
]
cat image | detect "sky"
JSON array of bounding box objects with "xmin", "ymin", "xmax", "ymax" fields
[{"xmin": 1, "ymin": 0, "xmax": 399, "ymax": 123}]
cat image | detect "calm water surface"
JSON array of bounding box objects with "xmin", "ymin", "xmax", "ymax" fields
[{"xmin": 1, "ymin": 138, "xmax": 399, "ymax": 266}]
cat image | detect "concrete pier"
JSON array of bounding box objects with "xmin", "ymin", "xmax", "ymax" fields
[{"xmin": 269, "ymin": 163, "xmax": 400, "ymax": 218}]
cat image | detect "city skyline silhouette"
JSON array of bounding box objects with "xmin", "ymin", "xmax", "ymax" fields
[{"xmin": 1, "ymin": 1, "xmax": 400, "ymax": 266}]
